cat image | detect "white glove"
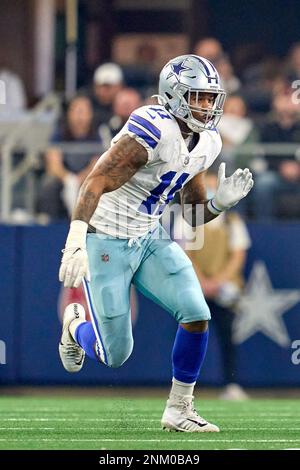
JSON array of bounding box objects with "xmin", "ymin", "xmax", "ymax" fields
[
  {"xmin": 59, "ymin": 220, "xmax": 90, "ymax": 288},
  {"xmin": 207, "ymin": 163, "xmax": 254, "ymax": 215}
]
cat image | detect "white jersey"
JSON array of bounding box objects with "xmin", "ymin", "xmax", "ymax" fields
[{"xmin": 90, "ymin": 105, "xmax": 222, "ymax": 238}]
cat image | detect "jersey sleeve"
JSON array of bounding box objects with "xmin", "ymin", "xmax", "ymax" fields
[{"xmin": 112, "ymin": 106, "xmax": 163, "ymax": 163}]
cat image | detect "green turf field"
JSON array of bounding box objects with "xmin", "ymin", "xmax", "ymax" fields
[{"xmin": 0, "ymin": 396, "xmax": 299, "ymax": 450}]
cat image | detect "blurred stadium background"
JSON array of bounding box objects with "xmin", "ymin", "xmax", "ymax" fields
[{"xmin": 0, "ymin": 0, "xmax": 300, "ymax": 450}]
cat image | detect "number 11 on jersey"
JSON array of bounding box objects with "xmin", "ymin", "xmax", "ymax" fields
[{"xmin": 139, "ymin": 171, "xmax": 190, "ymax": 215}]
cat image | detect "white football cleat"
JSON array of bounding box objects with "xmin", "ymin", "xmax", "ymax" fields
[
  {"xmin": 161, "ymin": 394, "xmax": 220, "ymax": 432},
  {"xmin": 59, "ymin": 303, "xmax": 86, "ymax": 373}
]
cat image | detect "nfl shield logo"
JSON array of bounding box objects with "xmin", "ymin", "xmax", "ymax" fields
[{"xmin": 101, "ymin": 254, "xmax": 109, "ymax": 262}]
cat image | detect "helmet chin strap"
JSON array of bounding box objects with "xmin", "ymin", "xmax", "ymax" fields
[
  {"xmin": 181, "ymin": 129, "xmax": 193, "ymax": 137},
  {"xmin": 152, "ymin": 94, "xmax": 167, "ymax": 106},
  {"xmin": 187, "ymin": 121, "xmax": 205, "ymax": 133}
]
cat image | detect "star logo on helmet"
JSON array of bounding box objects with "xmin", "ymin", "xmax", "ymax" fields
[{"xmin": 167, "ymin": 60, "xmax": 192, "ymax": 80}]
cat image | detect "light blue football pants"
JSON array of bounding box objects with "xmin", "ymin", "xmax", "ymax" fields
[{"xmin": 83, "ymin": 225, "xmax": 210, "ymax": 367}]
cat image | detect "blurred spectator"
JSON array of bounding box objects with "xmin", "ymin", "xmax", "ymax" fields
[
  {"xmin": 193, "ymin": 38, "xmax": 240, "ymax": 94},
  {"xmin": 214, "ymin": 54, "xmax": 241, "ymax": 95},
  {"xmin": 233, "ymin": 42, "xmax": 267, "ymax": 77},
  {"xmin": 193, "ymin": 38, "xmax": 224, "ymax": 63},
  {"xmin": 241, "ymin": 57, "xmax": 285, "ymax": 115},
  {"xmin": 92, "ymin": 62, "xmax": 124, "ymax": 126},
  {"xmin": 37, "ymin": 95, "xmax": 101, "ymax": 221},
  {"xmin": 253, "ymin": 92, "xmax": 300, "ymax": 220},
  {"xmin": 185, "ymin": 171, "xmax": 251, "ymax": 400},
  {"xmin": 286, "ymin": 42, "xmax": 300, "ymax": 81},
  {"xmin": 98, "ymin": 88, "xmax": 142, "ymax": 149},
  {"xmin": 218, "ymin": 95, "xmax": 259, "ymax": 173},
  {"xmin": 122, "ymin": 43, "xmax": 158, "ymax": 97},
  {"xmin": 0, "ymin": 62, "xmax": 27, "ymax": 113}
]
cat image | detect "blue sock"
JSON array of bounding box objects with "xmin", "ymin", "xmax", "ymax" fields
[
  {"xmin": 172, "ymin": 325, "xmax": 209, "ymax": 383},
  {"xmin": 75, "ymin": 321, "xmax": 98, "ymax": 361}
]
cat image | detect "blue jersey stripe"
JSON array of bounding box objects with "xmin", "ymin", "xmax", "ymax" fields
[
  {"xmin": 129, "ymin": 117, "xmax": 160, "ymax": 141},
  {"xmin": 128, "ymin": 122, "xmax": 158, "ymax": 149},
  {"xmin": 130, "ymin": 114, "xmax": 161, "ymax": 139}
]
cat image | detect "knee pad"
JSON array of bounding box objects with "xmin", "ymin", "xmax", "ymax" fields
[
  {"xmin": 176, "ymin": 287, "xmax": 211, "ymax": 323},
  {"xmin": 105, "ymin": 337, "xmax": 134, "ymax": 368}
]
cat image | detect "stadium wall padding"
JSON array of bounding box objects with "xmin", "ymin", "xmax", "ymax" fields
[{"xmin": 1, "ymin": 223, "xmax": 300, "ymax": 386}]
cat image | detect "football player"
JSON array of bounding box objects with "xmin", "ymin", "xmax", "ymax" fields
[{"xmin": 59, "ymin": 55, "xmax": 253, "ymax": 432}]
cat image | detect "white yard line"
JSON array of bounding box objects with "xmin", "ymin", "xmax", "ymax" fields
[
  {"xmin": 0, "ymin": 427, "xmax": 300, "ymax": 432},
  {"xmin": 1, "ymin": 413, "xmax": 298, "ymax": 418},
  {"xmin": 1, "ymin": 418, "xmax": 300, "ymax": 423},
  {"xmin": 0, "ymin": 438, "xmax": 300, "ymax": 443}
]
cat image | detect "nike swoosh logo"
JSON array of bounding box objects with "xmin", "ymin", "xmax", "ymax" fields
[{"xmin": 186, "ymin": 418, "xmax": 207, "ymax": 427}]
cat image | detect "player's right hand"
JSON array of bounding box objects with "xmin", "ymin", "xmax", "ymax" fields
[
  {"xmin": 59, "ymin": 246, "xmax": 90, "ymax": 288},
  {"xmin": 58, "ymin": 220, "xmax": 90, "ymax": 288}
]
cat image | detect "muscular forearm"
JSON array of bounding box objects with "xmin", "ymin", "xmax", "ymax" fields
[
  {"xmin": 204, "ymin": 201, "xmax": 220, "ymax": 223},
  {"xmin": 71, "ymin": 136, "xmax": 148, "ymax": 223},
  {"xmin": 77, "ymin": 158, "xmax": 98, "ymax": 184},
  {"xmin": 183, "ymin": 200, "xmax": 220, "ymax": 226},
  {"xmin": 72, "ymin": 177, "xmax": 104, "ymax": 223},
  {"xmin": 182, "ymin": 164, "xmax": 254, "ymax": 227},
  {"xmin": 181, "ymin": 171, "xmax": 221, "ymax": 226}
]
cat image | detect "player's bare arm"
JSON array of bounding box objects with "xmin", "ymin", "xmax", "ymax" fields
[
  {"xmin": 181, "ymin": 171, "xmax": 217, "ymax": 226},
  {"xmin": 73, "ymin": 135, "xmax": 148, "ymax": 223},
  {"xmin": 59, "ymin": 135, "xmax": 148, "ymax": 288}
]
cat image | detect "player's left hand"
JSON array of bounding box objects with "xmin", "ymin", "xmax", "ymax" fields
[{"xmin": 209, "ymin": 163, "xmax": 254, "ymax": 213}]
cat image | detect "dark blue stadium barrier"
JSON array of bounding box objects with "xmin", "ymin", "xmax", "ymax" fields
[
  {"xmin": 0, "ymin": 226, "xmax": 18, "ymax": 383},
  {"xmin": 0, "ymin": 222, "xmax": 300, "ymax": 386},
  {"xmin": 236, "ymin": 223, "xmax": 300, "ymax": 386}
]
